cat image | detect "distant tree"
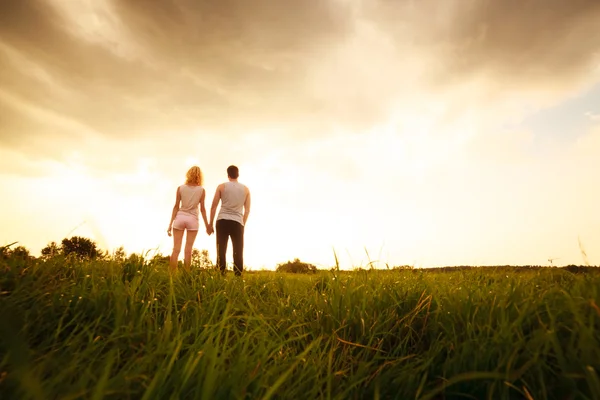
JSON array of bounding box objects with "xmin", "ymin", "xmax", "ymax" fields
[
  {"xmin": 276, "ymin": 258, "xmax": 318, "ymax": 274},
  {"xmin": 61, "ymin": 236, "xmax": 100, "ymax": 260},
  {"xmin": 392, "ymin": 265, "xmax": 414, "ymax": 271},
  {"xmin": 191, "ymin": 249, "xmax": 214, "ymax": 269},
  {"xmin": 0, "ymin": 243, "xmax": 33, "ymax": 271},
  {"xmin": 41, "ymin": 241, "xmax": 61, "ymax": 260},
  {"xmin": 10, "ymin": 246, "xmax": 31, "ymax": 260},
  {"xmin": 1, "ymin": 242, "xmax": 16, "ymax": 259}
]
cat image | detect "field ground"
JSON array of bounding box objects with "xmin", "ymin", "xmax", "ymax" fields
[{"xmin": 1, "ymin": 256, "xmax": 600, "ymax": 399}]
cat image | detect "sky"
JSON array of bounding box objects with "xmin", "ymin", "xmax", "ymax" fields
[{"xmin": 1, "ymin": 0, "xmax": 600, "ymax": 269}]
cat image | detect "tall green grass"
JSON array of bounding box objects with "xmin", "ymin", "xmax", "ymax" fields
[{"xmin": 1, "ymin": 256, "xmax": 599, "ymax": 399}]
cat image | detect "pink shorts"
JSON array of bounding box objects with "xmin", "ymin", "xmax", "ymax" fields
[{"xmin": 172, "ymin": 212, "xmax": 199, "ymax": 231}]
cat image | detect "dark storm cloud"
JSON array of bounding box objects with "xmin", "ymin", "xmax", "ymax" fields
[
  {"xmin": 0, "ymin": 0, "xmax": 234, "ymax": 140},
  {"xmin": 0, "ymin": 0, "xmax": 353, "ymax": 148},
  {"xmin": 109, "ymin": 0, "xmax": 359, "ymax": 127},
  {"xmin": 366, "ymin": 0, "xmax": 600, "ymax": 88}
]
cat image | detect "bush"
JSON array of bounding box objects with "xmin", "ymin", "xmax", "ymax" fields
[
  {"xmin": 0, "ymin": 243, "xmax": 30, "ymax": 261},
  {"xmin": 276, "ymin": 258, "xmax": 317, "ymax": 274},
  {"xmin": 61, "ymin": 236, "xmax": 101, "ymax": 260},
  {"xmin": 40, "ymin": 241, "xmax": 61, "ymax": 260},
  {"xmin": 40, "ymin": 237, "xmax": 102, "ymax": 261}
]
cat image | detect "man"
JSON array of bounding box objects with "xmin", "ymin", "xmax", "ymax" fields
[{"xmin": 209, "ymin": 165, "xmax": 251, "ymax": 276}]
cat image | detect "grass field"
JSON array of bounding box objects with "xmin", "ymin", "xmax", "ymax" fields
[{"xmin": 1, "ymin": 255, "xmax": 600, "ymax": 399}]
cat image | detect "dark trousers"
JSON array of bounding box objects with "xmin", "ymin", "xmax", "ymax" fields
[{"xmin": 216, "ymin": 219, "xmax": 244, "ymax": 275}]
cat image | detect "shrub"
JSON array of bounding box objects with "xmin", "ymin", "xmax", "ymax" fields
[
  {"xmin": 276, "ymin": 258, "xmax": 317, "ymax": 274},
  {"xmin": 61, "ymin": 236, "xmax": 101, "ymax": 260},
  {"xmin": 40, "ymin": 241, "xmax": 61, "ymax": 260}
]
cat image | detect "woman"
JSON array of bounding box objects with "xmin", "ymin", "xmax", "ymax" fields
[{"xmin": 167, "ymin": 166, "xmax": 212, "ymax": 272}]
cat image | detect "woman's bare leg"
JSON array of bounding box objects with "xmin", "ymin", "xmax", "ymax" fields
[
  {"xmin": 170, "ymin": 228, "xmax": 184, "ymax": 272},
  {"xmin": 183, "ymin": 230, "xmax": 199, "ymax": 271}
]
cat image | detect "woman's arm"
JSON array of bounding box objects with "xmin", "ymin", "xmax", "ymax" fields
[
  {"xmin": 167, "ymin": 187, "xmax": 181, "ymax": 236},
  {"xmin": 199, "ymin": 190, "xmax": 211, "ymax": 235}
]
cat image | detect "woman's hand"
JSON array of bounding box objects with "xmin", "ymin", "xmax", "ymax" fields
[{"xmin": 167, "ymin": 227, "xmax": 172, "ymax": 237}]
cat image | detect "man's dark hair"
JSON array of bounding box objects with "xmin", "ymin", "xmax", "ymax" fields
[{"xmin": 227, "ymin": 165, "xmax": 239, "ymax": 179}]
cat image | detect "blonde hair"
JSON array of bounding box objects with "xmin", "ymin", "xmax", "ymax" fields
[{"xmin": 185, "ymin": 166, "xmax": 204, "ymax": 186}]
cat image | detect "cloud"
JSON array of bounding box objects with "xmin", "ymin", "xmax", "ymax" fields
[
  {"xmin": 364, "ymin": 0, "xmax": 600, "ymax": 89},
  {"xmin": 0, "ymin": 0, "xmax": 356, "ymax": 145},
  {"xmin": 1, "ymin": 0, "xmax": 599, "ymax": 162}
]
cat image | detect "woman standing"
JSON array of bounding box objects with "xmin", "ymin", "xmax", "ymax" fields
[{"xmin": 167, "ymin": 166, "xmax": 212, "ymax": 272}]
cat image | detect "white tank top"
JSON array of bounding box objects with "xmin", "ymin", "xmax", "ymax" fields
[
  {"xmin": 217, "ymin": 181, "xmax": 247, "ymax": 225},
  {"xmin": 178, "ymin": 184, "xmax": 204, "ymax": 218}
]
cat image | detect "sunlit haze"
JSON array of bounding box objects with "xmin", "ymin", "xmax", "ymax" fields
[{"xmin": 1, "ymin": 0, "xmax": 600, "ymax": 269}]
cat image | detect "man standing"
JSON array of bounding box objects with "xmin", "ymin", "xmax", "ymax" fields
[{"xmin": 209, "ymin": 165, "xmax": 251, "ymax": 276}]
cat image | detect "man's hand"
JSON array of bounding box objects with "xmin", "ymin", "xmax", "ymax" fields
[{"xmin": 206, "ymin": 225, "xmax": 214, "ymax": 236}]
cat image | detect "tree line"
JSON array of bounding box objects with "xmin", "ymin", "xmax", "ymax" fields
[
  {"xmin": 3, "ymin": 239, "xmax": 595, "ymax": 273},
  {"xmin": 1, "ymin": 237, "xmax": 323, "ymax": 273},
  {"xmin": 1, "ymin": 236, "xmax": 214, "ymax": 270}
]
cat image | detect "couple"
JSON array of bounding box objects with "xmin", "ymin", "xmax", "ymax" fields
[{"xmin": 167, "ymin": 165, "xmax": 251, "ymax": 276}]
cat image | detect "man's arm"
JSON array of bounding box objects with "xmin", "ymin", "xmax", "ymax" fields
[
  {"xmin": 167, "ymin": 187, "xmax": 181, "ymax": 236},
  {"xmin": 243, "ymin": 187, "xmax": 251, "ymax": 226},
  {"xmin": 209, "ymin": 184, "xmax": 222, "ymax": 227}
]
